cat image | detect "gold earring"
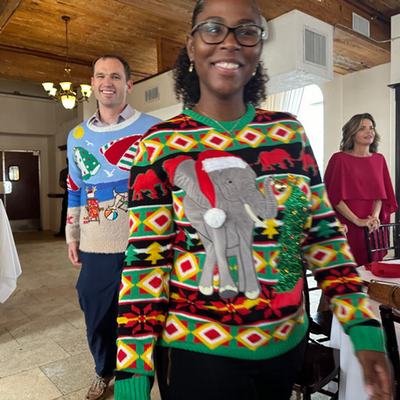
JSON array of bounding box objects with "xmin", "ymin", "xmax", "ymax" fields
[
  {"xmin": 189, "ymin": 61, "xmax": 194, "ymax": 73},
  {"xmin": 252, "ymin": 63, "xmax": 260, "ymax": 77}
]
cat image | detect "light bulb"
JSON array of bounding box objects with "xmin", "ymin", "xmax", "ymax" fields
[
  {"xmin": 61, "ymin": 95, "xmax": 76, "ymax": 109},
  {"xmin": 42, "ymin": 82, "xmax": 54, "ymax": 91},
  {"xmin": 60, "ymin": 82, "xmax": 72, "ymax": 91}
]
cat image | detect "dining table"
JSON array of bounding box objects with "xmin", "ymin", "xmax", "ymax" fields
[{"xmin": 329, "ymin": 261, "xmax": 400, "ymax": 400}]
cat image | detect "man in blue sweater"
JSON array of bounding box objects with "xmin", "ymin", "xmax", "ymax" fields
[{"xmin": 66, "ymin": 54, "xmax": 160, "ymax": 400}]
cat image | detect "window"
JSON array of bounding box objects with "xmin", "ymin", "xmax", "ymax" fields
[
  {"xmin": 8, "ymin": 166, "xmax": 20, "ymax": 181},
  {"xmin": 297, "ymin": 85, "xmax": 324, "ymax": 172}
]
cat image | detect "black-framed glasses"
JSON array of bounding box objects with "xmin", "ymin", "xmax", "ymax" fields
[{"xmin": 191, "ymin": 21, "xmax": 265, "ymax": 47}]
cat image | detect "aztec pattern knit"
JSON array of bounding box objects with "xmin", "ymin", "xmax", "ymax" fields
[
  {"xmin": 66, "ymin": 112, "xmax": 160, "ymax": 254},
  {"xmin": 116, "ymin": 105, "xmax": 384, "ymax": 396}
]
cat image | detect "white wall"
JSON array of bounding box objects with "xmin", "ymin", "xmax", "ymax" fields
[
  {"xmin": 391, "ymin": 14, "xmax": 400, "ymax": 85},
  {"xmin": 126, "ymin": 71, "xmax": 179, "ymax": 114},
  {"xmin": 319, "ymin": 64, "xmax": 392, "ymax": 178},
  {"xmin": 0, "ymin": 79, "xmax": 82, "ymax": 231},
  {"xmin": 390, "ymin": 14, "xmax": 400, "ymax": 183}
]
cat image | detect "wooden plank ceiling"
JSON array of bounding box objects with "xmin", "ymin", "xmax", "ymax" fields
[{"xmin": 0, "ymin": 0, "xmax": 398, "ymax": 87}]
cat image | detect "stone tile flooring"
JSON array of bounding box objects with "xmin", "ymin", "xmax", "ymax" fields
[{"xmin": 0, "ymin": 231, "xmax": 327, "ymax": 399}]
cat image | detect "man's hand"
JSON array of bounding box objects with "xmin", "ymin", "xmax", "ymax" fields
[
  {"xmin": 68, "ymin": 242, "xmax": 82, "ymax": 265},
  {"xmin": 357, "ymin": 350, "xmax": 393, "ymax": 399}
]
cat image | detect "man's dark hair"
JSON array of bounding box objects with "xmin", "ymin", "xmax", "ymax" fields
[{"xmin": 92, "ymin": 54, "xmax": 131, "ymax": 82}]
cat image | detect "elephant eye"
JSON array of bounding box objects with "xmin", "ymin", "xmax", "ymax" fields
[{"xmin": 225, "ymin": 178, "xmax": 234, "ymax": 185}]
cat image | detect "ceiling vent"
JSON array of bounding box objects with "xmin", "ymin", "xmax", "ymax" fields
[
  {"xmin": 352, "ymin": 12, "xmax": 370, "ymax": 37},
  {"xmin": 304, "ymin": 28, "xmax": 327, "ymax": 67},
  {"xmin": 145, "ymin": 86, "xmax": 159, "ymax": 102},
  {"xmin": 261, "ymin": 10, "xmax": 333, "ymax": 95}
]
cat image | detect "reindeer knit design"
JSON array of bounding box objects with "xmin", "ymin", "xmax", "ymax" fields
[
  {"xmin": 66, "ymin": 112, "xmax": 160, "ymax": 253},
  {"xmin": 116, "ymin": 105, "xmax": 385, "ymax": 385}
]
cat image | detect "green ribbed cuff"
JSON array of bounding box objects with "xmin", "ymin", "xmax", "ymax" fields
[
  {"xmin": 348, "ymin": 325, "xmax": 386, "ymax": 354},
  {"xmin": 114, "ymin": 375, "xmax": 151, "ymax": 400}
]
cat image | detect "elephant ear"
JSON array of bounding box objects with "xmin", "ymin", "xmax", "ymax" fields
[
  {"xmin": 163, "ymin": 155, "xmax": 192, "ymax": 185},
  {"xmin": 164, "ymin": 156, "xmax": 210, "ymax": 209}
]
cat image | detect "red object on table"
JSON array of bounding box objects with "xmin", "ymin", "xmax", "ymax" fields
[{"xmin": 365, "ymin": 261, "xmax": 400, "ymax": 278}]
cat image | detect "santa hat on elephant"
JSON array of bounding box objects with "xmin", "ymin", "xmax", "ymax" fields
[{"xmin": 164, "ymin": 150, "xmax": 248, "ymax": 228}]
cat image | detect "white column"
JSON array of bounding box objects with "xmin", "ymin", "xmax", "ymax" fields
[{"xmin": 391, "ymin": 14, "xmax": 400, "ymax": 85}]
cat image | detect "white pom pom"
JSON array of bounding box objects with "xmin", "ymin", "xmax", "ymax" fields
[{"xmin": 204, "ymin": 208, "xmax": 226, "ymax": 228}]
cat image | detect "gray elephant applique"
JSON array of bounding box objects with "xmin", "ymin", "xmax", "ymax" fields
[{"xmin": 164, "ymin": 151, "xmax": 278, "ymax": 300}]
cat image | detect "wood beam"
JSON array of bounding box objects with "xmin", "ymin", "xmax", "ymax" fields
[
  {"xmin": 333, "ymin": 26, "xmax": 390, "ymax": 68},
  {"xmin": 343, "ymin": 0, "xmax": 390, "ymax": 25},
  {"xmin": 156, "ymin": 37, "xmax": 184, "ymax": 74},
  {"xmin": 0, "ymin": 44, "xmax": 92, "ymax": 67},
  {"xmin": 258, "ymin": 0, "xmax": 391, "ymax": 45},
  {"xmin": 0, "ymin": 45, "xmax": 151, "ymax": 80},
  {"xmin": 116, "ymin": 0, "xmax": 193, "ymax": 24},
  {"xmin": 0, "ymin": 0, "xmax": 23, "ymax": 33},
  {"xmin": 0, "ymin": 49, "xmax": 92, "ymax": 85}
]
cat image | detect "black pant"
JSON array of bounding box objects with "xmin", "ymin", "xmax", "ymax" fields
[
  {"xmin": 156, "ymin": 335, "xmax": 307, "ymax": 400},
  {"xmin": 59, "ymin": 190, "xmax": 68, "ymax": 233},
  {"xmin": 76, "ymin": 251, "xmax": 125, "ymax": 377}
]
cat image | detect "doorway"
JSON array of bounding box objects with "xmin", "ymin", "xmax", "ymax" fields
[{"xmin": 0, "ymin": 150, "xmax": 41, "ymax": 231}]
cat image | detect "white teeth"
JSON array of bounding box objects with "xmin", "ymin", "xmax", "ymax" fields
[
  {"xmin": 102, "ymin": 90, "xmax": 114, "ymax": 94},
  {"xmin": 215, "ymin": 62, "xmax": 239, "ymax": 69}
]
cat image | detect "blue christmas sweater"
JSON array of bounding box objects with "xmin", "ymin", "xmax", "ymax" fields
[
  {"xmin": 66, "ymin": 112, "xmax": 160, "ymax": 254},
  {"xmin": 115, "ymin": 105, "xmax": 385, "ymax": 399}
]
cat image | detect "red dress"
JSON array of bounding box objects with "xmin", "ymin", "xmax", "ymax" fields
[{"xmin": 324, "ymin": 152, "xmax": 398, "ymax": 266}]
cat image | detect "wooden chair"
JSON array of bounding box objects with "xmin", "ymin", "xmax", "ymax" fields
[
  {"xmin": 379, "ymin": 304, "xmax": 400, "ymax": 400},
  {"xmin": 364, "ymin": 223, "xmax": 400, "ymax": 263},
  {"xmin": 303, "ymin": 260, "xmax": 333, "ymax": 342},
  {"xmin": 292, "ymin": 265, "xmax": 340, "ymax": 399}
]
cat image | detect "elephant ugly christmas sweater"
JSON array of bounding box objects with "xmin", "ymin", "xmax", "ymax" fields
[
  {"xmin": 66, "ymin": 112, "xmax": 160, "ymax": 254},
  {"xmin": 116, "ymin": 104, "xmax": 384, "ymax": 397}
]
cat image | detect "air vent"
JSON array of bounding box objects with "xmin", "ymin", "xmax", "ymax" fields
[
  {"xmin": 145, "ymin": 86, "xmax": 159, "ymax": 102},
  {"xmin": 352, "ymin": 12, "xmax": 370, "ymax": 37},
  {"xmin": 304, "ymin": 28, "xmax": 327, "ymax": 68}
]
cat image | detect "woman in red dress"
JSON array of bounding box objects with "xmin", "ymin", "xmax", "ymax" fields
[{"xmin": 324, "ymin": 113, "xmax": 397, "ymax": 266}]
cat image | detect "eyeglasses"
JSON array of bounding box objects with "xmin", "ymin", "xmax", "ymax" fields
[{"xmin": 191, "ymin": 21, "xmax": 265, "ymax": 47}]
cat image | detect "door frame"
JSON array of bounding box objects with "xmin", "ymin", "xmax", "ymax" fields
[{"xmin": 1, "ymin": 149, "xmax": 42, "ymax": 230}]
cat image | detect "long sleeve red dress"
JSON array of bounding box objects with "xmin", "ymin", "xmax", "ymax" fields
[{"xmin": 324, "ymin": 152, "xmax": 398, "ymax": 266}]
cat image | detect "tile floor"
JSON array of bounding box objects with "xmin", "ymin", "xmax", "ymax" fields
[{"xmin": 0, "ymin": 231, "xmax": 326, "ymax": 400}]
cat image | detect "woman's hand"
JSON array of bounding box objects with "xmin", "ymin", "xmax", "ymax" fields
[
  {"xmin": 353, "ymin": 216, "xmax": 380, "ymax": 233},
  {"xmin": 356, "ymin": 350, "xmax": 393, "ymax": 400},
  {"xmin": 367, "ymin": 215, "xmax": 381, "ymax": 232}
]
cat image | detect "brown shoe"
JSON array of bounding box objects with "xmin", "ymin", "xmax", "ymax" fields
[{"xmin": 85, "ymin": 375, "xmax": 113, "ymax": 400}]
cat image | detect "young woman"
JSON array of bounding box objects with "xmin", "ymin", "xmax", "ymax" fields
[
  {"xmin": 115, "ymin": 1, "xmax": 392, "ymax": 399},
  {"xmin": 325, "ymin": 113, "xmax": 397, "ymax": 266}
]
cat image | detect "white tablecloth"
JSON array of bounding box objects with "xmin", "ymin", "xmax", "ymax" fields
[
  {"xmin": 329, "ymin": 265, "xmax": 400, "ymax": 400},
  {"xmin": 0, "ymin": 199, "xmax": 21, "ymax": 303}
]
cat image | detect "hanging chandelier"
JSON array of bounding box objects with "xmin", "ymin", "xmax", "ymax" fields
[{"xmin": 42, "ymin": 16, "xmax": 92, "ymax": 110}]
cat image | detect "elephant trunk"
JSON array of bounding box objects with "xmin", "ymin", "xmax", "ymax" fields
[
  {"xmin": 244, "ymin": 177, "xmax": 278, "ymax": 227},
  {"xmin": 262, "ymin": 177, "xmax": 278, "ymax": 220}
]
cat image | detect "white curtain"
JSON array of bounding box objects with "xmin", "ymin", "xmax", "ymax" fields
[{"xmin": 261, "ymin": 87, "xmax": 305, "ymax": 117}]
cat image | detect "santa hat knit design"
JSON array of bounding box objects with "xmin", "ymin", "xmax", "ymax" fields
[
  {"xmin": 163, "ymin": 155, "xmax": 192, "ymax": 186},
  {"xmin": 202, "ymin": 156, "xmax": 247, "ymax": 173},
  {"xmin": 196, "ymin": 150, "xmax": 245, "ymax": 209},
  {"xmin": 196, "ymin": 151, "xmax": 246, "ymax": 228}
]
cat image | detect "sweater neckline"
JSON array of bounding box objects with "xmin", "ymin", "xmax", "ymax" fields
[
  {"xmin": 182, "ymin": 104, "xmax": 255, "ymax": 134},
  {"xmin": 86, "ymin": 111, "xmax": 142, "ymax": 132}
]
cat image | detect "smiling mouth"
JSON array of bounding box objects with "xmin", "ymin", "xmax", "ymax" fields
[
  {"xmin": 101, "ymin": 90, "xmax": 115, "ymax": 94},
  {"xmin": 214, "ymin": 62, "xmax": 240, "ymax": 70}
]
